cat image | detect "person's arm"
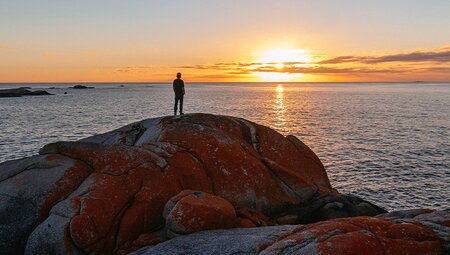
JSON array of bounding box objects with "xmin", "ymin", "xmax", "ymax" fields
[
  {"xmin": 173, "ymin": 80, "xmax": 176, "ymax": 93},
  {"xmin": 182, "ymin": 80, "xmax": 185, "ymax": 95}
]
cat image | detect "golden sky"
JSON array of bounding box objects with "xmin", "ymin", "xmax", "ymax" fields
[{"xmin": 1, "ymin": 1, "xmax": 450, "ymax": 82}]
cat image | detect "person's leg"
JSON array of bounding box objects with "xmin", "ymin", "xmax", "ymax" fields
[
  {"xmin": 174, "ymin": 95, "xmax": 179, "ymax": 115},
  {"xmin": 180, "ymin": 95, "xmax": 184, "ymax": 114}
]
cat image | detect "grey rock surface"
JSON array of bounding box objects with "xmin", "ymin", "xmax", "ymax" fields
[
  {"xmin": 131, "ymin": 225, "xmax": 298, "ymax": 255},
  {"xmin": 0, "ymin": 155, "xmax": 83, "ymax": 254}
]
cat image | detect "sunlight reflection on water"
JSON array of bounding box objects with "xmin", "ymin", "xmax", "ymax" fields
[
  {"xmin": 0, "ymin": 82, "xmax": 449, "ymax": 211},
  {"xmin": 273, "ymin": 85, "xmax": 287, "ymax": 132}
]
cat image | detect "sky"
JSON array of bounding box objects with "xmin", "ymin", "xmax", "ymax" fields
[{"xmin": 1, "ymin": 0, "xmax": 450, "ymax": 82}]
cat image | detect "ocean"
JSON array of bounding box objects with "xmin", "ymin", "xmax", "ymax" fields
[{"xmin": 0, "ymin": 82, "xmax": 449, "ymax": 211}]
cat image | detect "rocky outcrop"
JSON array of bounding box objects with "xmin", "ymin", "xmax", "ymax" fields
[
  {"xmin": 70, "ymin": 85, "xmax": 94, "ymax": 89},
  {"xmin": 0, "ymin": 87, "xmax": 53, "ymax": 97},
  {"xmin": 0, "ymin": 113, "xmax": 445, "ymax": 254},
  {"xmin": 132, "ymin": 209, "xmax": 449, "ymax": 255}
]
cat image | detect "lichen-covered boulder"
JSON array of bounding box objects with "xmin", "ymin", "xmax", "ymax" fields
[
  {"xmin": 164, "ymin": 190, "xmax": 236, "ymax": 237},
  {"xmin": 263, "ymin": 212, "xmax": 448, "ymax": 255},
  {"xmin": 0, "ymin": 113, "xmax": 385, "ymax": 254},
  {"xmin": 132, "ymin": 209, "xmax": 449, "ymax": 255}
]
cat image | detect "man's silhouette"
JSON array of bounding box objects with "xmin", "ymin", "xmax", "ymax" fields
[{"xmin": 173, "ymin": 72, "xmax": 185, "ymax": 115}]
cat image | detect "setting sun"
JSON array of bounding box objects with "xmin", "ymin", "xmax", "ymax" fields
[{"xmin": 252, "ymin": 48, "xmax": 313, "ymax": 82}]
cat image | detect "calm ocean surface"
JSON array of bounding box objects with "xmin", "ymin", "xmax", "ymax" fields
[{"xmin": 0, "ymin": 82, "xmax": 449, "ymax": 211}]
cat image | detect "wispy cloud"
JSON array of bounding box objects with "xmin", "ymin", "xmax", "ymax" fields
[
  {"xmin": 175, "ymin": 46, "xmax": 450, "ymax": 78},
  {"xmin": 109, "ymin": 46, "xmax": 450, "ymax": 81},
  {"xmin": 320, "ymin": 46, "xmax": 450, "ymax": 64},
  {"xmin": 114, "ymin": 66, "xmax": 157, "ymax": 73},
  {"xmin": 174, "ymin": 62, "xmax": 410, "ymax": 75}
]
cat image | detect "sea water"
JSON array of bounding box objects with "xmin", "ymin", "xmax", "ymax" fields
[{"xmin": 0, "ymin": 82, "xmax": 449, "ymax": 211}]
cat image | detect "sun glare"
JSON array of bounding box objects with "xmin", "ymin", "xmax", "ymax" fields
[
  {"xmin": 253, "ymin": 72, "xmax": 301, "ymax": 82},
  {"xmin": 253, "ymin": 48, "xmax": 313, "ymax": 82},
  {"xmin": 275, "ymin": 63, "xmax": 284, "ymax": 69},
  {"xmin": 259, "ymin": 49, "xmax": 313, "ymax": 63}
]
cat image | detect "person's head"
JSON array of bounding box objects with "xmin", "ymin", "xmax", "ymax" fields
[{"xmin": 176, "ymin": 72, "xmax": 181, "ymax": 79}]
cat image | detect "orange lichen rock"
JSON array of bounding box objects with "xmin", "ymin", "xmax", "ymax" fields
[
  {"xmin": 261, "ymin": 215, "xmax": 447, "ymax": 255},
  {"xmin": 164, "ymin": 190, "xmax": 236, "ymax": 236},
  {"xmin": 236, "ymin": 208, "xmax": 274, "ymax": 227},
  {"xmin": 131, "ymin": 210, "xmax": 449, "ymax": 255},
  {"xmin": 0, "ymin": 114, "xmax": 391, "ymax": 254}
]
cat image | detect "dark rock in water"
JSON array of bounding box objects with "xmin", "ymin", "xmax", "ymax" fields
[
  {"xmin": 119, "ymin": 84, "xmax": 125, "ymax": 87},
  {"xmin": 70, "ymin": 84, "xmax": 94, "ymax": 89},
  {"xmin": 0, "ymin": 92, "xmax": 21, "ymax": 97},
  {"xmin": 25, "ymin": 90, "xmax": 53, "ymax": 96},
  {"xmin": 0, "ymin": 88, "xmax": 53, "ymax": 97},
  {"xmin": 0, "ymin": 113, "xmax": 447, "ymax": 254}
]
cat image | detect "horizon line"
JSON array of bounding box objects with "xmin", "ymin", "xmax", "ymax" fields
[{"xmin": 1, "ymin": 81, "xmax": 449, "ymax": 84}]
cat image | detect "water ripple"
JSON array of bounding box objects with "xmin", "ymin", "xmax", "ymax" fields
[{"xmin": 0, "ymin": 82, "xmax": 449, "ymax": 211}]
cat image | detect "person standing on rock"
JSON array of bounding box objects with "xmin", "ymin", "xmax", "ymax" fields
[{"xmin": 173, "ymin": 72, "xmax": 185, "ymax": 115}]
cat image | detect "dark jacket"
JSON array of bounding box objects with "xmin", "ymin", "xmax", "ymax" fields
[{"xmin": 173, "ymin": 79, "xmax": 185, "ymax": 95}]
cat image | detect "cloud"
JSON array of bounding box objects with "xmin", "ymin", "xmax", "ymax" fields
[
  {"xmin": 422, "ymin": 67, "xmax": 450, "ymax": 73},
  {"xmin": 228, "ymin": 66, "xmax": 410, "ymax": 75},
  {"xmin": 177, "ymin": 62, "xmax": 413, "ymax": 75},
  {"xmin": 176, "ymin": 46, "xmax": 450, "ymax": 78},
  {"xmin": 320, "ymin": 46, "xmax": 450, "ymax": 64},
  {"xmin": 110, "ymin": 46, "xmax": 450, "ymax": 80},
  {"xmin": 114, "ymin": 66, "xmax": 154, "ymax": 73},
  {"xmin": 190, "ymin": 73, "xmax": 247, "ymax": 79}
]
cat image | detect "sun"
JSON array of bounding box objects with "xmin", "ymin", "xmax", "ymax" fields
[{"xmin": 253, "ymin": 48, "xmax": 313, "ymax": 82}]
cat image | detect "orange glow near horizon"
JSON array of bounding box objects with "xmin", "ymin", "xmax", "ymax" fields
[
  {"xmin": 1, "ymin": 1, "xmax": 450, "ymax": 83},
  {"xmin": 1, "ymin": 45, "xmax": 450, "ymax": 83},
  {"xmin": 253, "ymin": 72, "xmax": 300, "ymax": 82},
  {"xmin": 250, "ymin": 48, "xmax": 314, "ymax": 82}
]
